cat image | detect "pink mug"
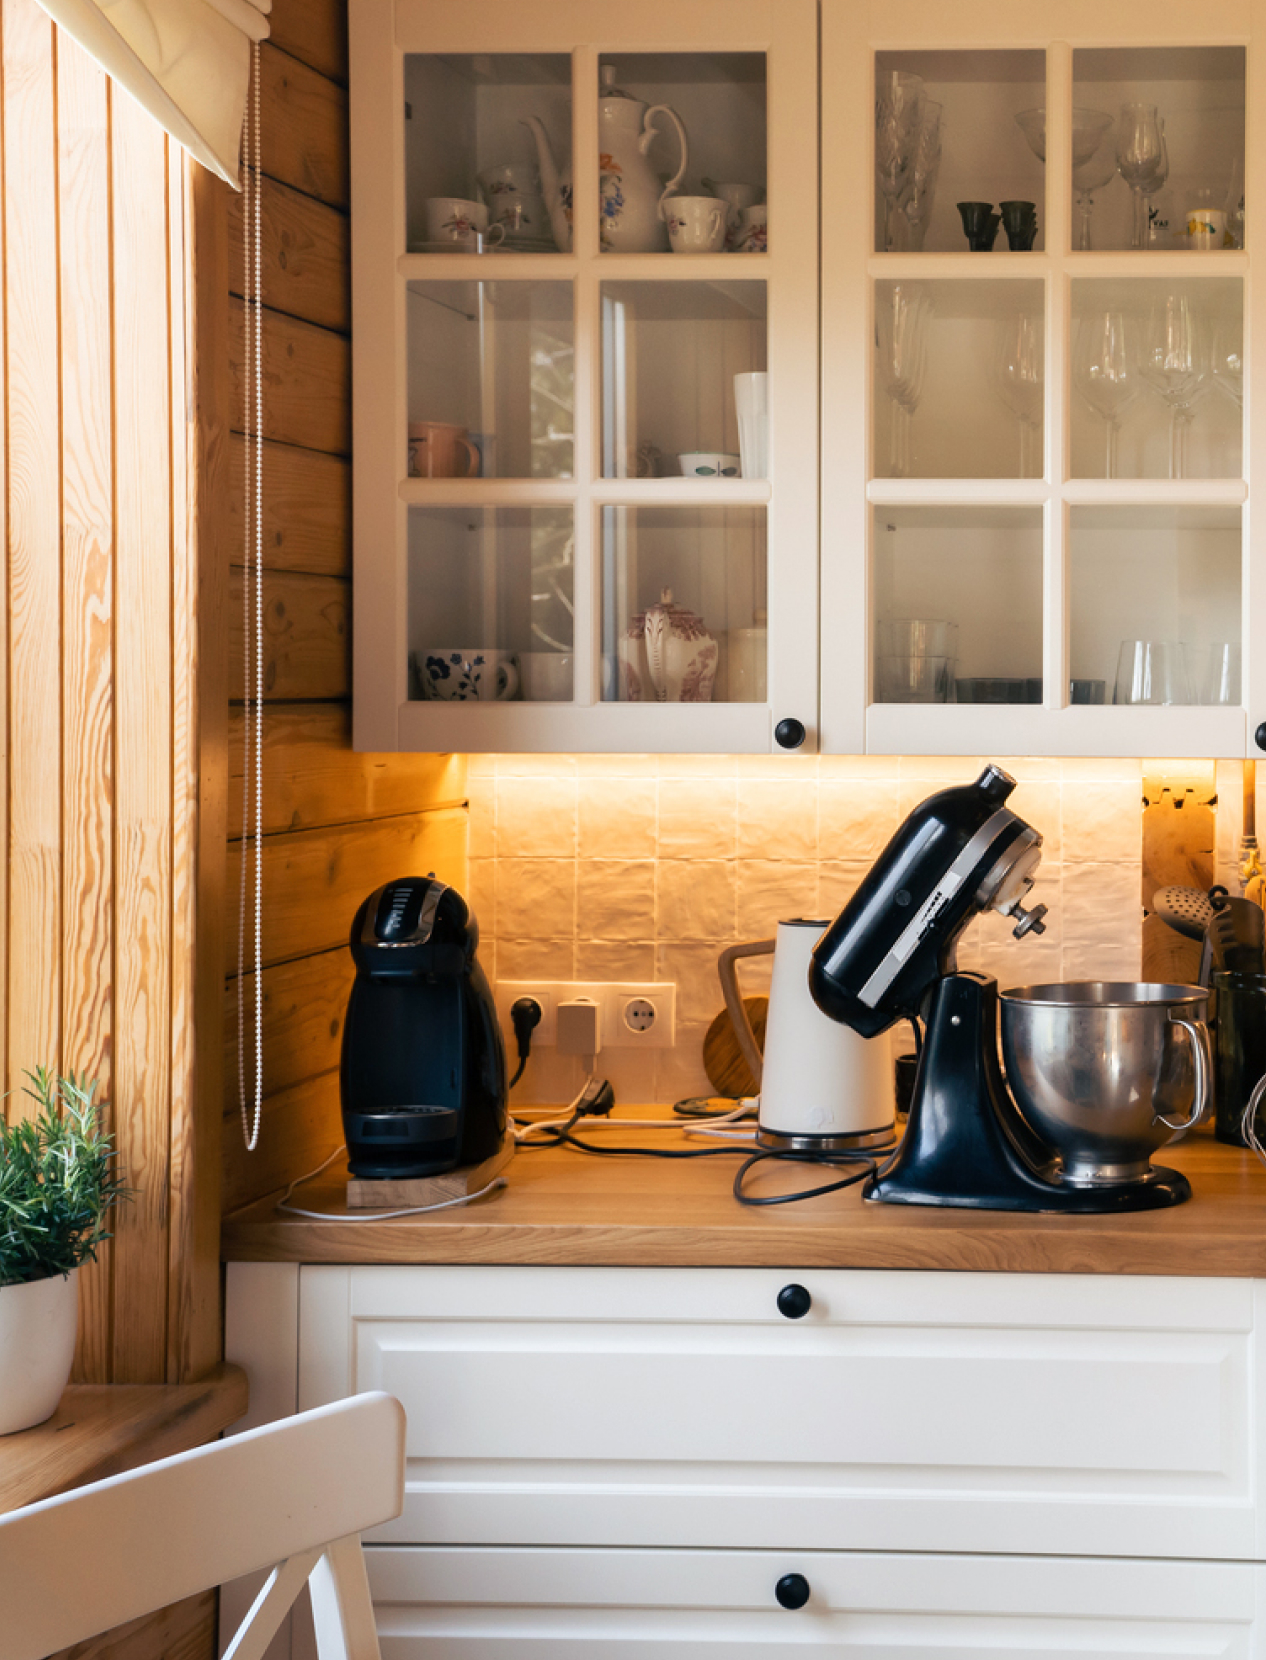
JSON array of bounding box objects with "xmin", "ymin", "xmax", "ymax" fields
[{"xmin": 408, "ymin": 421, "xmax": 480, "ymax": 478}]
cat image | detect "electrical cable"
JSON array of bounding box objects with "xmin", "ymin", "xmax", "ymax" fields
[
  {"xmin": 733, "ymin": 1148, "xmax": 881, "ymax": 1206},
  {"xmin": 273, "ymin": 1143, "xmax": 508, "ymax": 1221}
]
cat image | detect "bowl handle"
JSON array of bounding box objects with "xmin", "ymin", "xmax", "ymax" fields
[{"xmin": 1155, "ymin": 1011, "xmax": 1212, "ymax": 1131}]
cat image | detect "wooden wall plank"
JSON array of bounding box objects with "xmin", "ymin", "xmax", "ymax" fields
[
  {"xmin": 229, "ymin": 569, "xmax": 350, "ymax": 701},
  {"xmin": 224, "ymin": 948, "xmax": 353, "ymax": 1112},
  {"xmin": 4, "ymin": 0, "xmax": 62, "ymax": 1100},
  {"xmin": 51, "ymin": 1591, "xmax": 216, "ymax": 1660},
  {"xmin": 228, "ymin": 706, "xmax": 464, "ymax": 833},
  {"xmin": 110, "ymin": 95, "xmax": 172, "ymax": 1386},
  {"xmin": 266, "ymin": 0, "xmax": 348, "ymax": 85},
  {"xmin": 229, "ymin": 177, "xmax": 350, "ymax": 334},
  {"xmin": 222, "ymin": 1068, "xmax": 343, "ymax": 1215},
  {"xmin": 260, "ymin": 42, "xmax": 349, "ymax": 209},
  {"xmin": 229, "ymin": 297, "xmax": 351, "ymax": 454},
  {"xmin": 228, "ymin": 436, "xmax": 350, "ymax": 576},
  {"xmin": 56, "ymin": 37, "xmax": 115, "ymax": 1385},
  {"xmin": 224, "ymin": 808, "xmax": 467, "ymax": 968}
]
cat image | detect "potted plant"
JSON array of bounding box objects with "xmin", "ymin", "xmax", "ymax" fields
[{"xmin": 0, "ymin": 1070, "xmax": 126, "ymax": 1434}]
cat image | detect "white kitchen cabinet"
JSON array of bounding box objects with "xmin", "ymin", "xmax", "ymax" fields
[
  {"xmin": 822, "ymin": 0, "xmax": 1264, "ymax": 757},
  {"xmin": 223, "ymin": 1261, "xmax": 1266, "ymax": 1655},
  {"xmin": 350, "ymin": 0, "xmax": 820, "ymax": 754}
]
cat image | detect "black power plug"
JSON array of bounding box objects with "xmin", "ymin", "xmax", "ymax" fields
[{"xmin": 508, "ymin": 997, "xmax": 542, "ymax": 1088}]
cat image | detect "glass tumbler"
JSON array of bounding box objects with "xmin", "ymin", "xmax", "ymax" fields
[{"xmin": 1112, "ymin": 640, "xmax": 1192, "ymax": 706}]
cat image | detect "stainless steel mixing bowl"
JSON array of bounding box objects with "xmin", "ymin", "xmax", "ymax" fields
[{"xmin": 999, "ymin": 982, "xmax": 1211, "ymax": 1185}]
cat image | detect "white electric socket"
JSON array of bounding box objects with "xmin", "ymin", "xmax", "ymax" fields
[{"xmin": 495, "ymin": 982, "xmax": 676, "ymax": 1050}]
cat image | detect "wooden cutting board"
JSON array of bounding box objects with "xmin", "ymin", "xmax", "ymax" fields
[{"xmin": 702, "ymin": 996, "xmax": 768, "ymax": 1098}]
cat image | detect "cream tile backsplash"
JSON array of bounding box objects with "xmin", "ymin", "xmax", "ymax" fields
[{"xmin": 465, "ymin": 753, "xmax": 1241, "ymax": 1106}]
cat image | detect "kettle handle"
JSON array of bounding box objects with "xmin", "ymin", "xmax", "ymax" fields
[
  {"xmin": 644, "ymin": 104, "xmax": 689, "ymax": 217},
  {"xmin": 1155, "ymin": 1011, "xmax": 1212, "ymax": 1132},
  {"xmin": 716, "ymin": 939, "xmax": 775, "ymax": 1088}
]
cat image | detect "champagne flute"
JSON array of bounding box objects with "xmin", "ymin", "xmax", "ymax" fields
[
  {"xmin": 1138, "ymin": 291, "xmax": 1208, "ymax": 479},
  {"xmin": 897, "ymin": 101, "xmax": 943, "ymax": 252},
  {"xmin": 875, "ymin": 71, "xmax": 926, "ymax": 253},
  {"xmin": 1073, "ymin": 310, "xmax": 1139, "ymax": 478},
  {"xmin": 876, "ymin": 284, "xmax": 932, "ymax": 477},
  {"xmin": 994, "ymin": 312, "xmax": 1044, "ymax": 478},
  {"xmin": 1116, "ymin": 103, "xmax": 1166, "ymax": 251}
]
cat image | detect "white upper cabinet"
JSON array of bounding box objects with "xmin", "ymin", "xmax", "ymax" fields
[
  {"xmin": 350, "ymin": 0, "xmax": 820, "ymax": 753},
  {"xmin": 821, "ymin": 0, "xmax": 1261, "ymax": 757}
]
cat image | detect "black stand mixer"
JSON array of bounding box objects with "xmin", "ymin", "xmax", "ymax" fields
[{"xmin": 809, "ymin": 765, "xmax": 1192, "ymax": 1213}]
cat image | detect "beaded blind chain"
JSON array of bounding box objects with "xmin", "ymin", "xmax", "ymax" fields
[{"xmin": 237, "ymin": 41, "xmax": 264, "ymax": 1152}]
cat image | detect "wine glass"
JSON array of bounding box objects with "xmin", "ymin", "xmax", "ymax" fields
[
  {"xmin": 1073, "ymin": 310, "xmax": 1139, "ymax": 478},
  {"xmin": 1072, "ymin": 124, "xmax": 1118, "ymax": 251},
  {"xmin": 1116, "ymin": 103, "xmax": 1167, "ymax": 250},
  {"xmin": 1113, "ymin": 640, "xmax": 1192, "ymax": 706},
  {"xmin": 876, "ymin": 284, "xmax": 932, "ymax": 477},
  {"xmin": 897, "ymin": 101, "xmax": 943, "ymax": 252},
  {"xmin": 1211, "ymin": 318, "xmax": 1244, "ymax": 409},
  {"xmin": 1138, "ymin": 291, "xmax": 1208, "ymax": 480},
  {"xmin": 875, "ymin": 71, "xmax": 926, "ymax": 253},
  {"xmin": 994, "ymin": 312, "xmax": 1044, "ymax": 478},
  {"xmin": 1015, "ymin": 106, "xmax": 1113, "ymax": 169}
]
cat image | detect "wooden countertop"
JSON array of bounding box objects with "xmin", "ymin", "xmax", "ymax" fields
[
  {"xmin": 0, "ymin": 1363, "xmax": 249, "ymax": 1513},
  {"xmin": 221, "ymin": 1114, "xmax": 1266, "ymax": 1277}
]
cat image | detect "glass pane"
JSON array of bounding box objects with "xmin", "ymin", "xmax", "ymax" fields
[
  {"xmin": 404, "ymin": 54, "xmax": 571, "ymax": 253},
  {"xmin": 600, "ymin": 282, "xmax": 766, "ymax": 478},
  {"xmin": 407, "ymin": 282, "xmax": 573, "ymax": 480},
  {"xmin": 874, "ymin": 51, "xmax": 1045, "ymax": 254},
  {"xmin": 601, "ymin": 506, "xmax": 766, "ymax": 703},
  {"xmin": 872, "ymin": 508, "xmax": 1043, "ymax": 704},
  {"xmin": 873, "ymin": 280, "xmax": 1044, "ymax": 479},
  {"xmin": 408, "ymin": 507, "xmax": 574, "ymax": 703},
  {"xmin": 1070, "ymin": 279, "xmax": 1241, "ymax": 479},
  {"xmin": 601, "ymin": 55, "xmax": 766, "ymax": 254},
  {"xmin": 1072, "ymin": 48, "xmax": 1245, "ymax": 252},
  {"xmin": 1069, "ymin": 506, "xmax": 1241, "ymax": 706}
]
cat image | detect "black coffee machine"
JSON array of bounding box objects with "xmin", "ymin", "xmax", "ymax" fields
[
  {"xmin": 340, "ymin": 876, "xmax": 507, "ymax": 1178},
  {"xmin": 809, "ymin": 765, "xmax": 1188, "ymax": 1213}
]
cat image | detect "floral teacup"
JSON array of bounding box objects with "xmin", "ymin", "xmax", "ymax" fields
[
  {"xmin": 414, "ymin": 649, "xmax": 520, "ymax": 702},
  {"xmin": 424, "ymin": 196, "xmax": 506, "ymax": 249}
]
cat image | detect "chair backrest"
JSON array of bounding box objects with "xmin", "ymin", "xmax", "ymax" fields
[{"xmin": 0, "ymin": 1391, "xmax": 405, "ymax": 1660}]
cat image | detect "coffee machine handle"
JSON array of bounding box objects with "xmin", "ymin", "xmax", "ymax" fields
[
  {"xmin": 716, "ymin": 939, "xmax": 775, "ymax": 1088},
  {"xmin": 1155, "ymin": 1011, "xmax": 1212, "ymax": 1132}
]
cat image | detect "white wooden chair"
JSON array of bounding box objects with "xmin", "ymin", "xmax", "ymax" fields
[{"xmin": 0, "ymin": 1391, "xmax": 405, "ymax": 1660}]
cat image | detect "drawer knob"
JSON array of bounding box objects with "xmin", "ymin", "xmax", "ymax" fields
[
  {"xmin": 776, "ymin": 1283, "xmax": 812, "ymax": 1319},
  {"xmin": 775, "ymin": 1573, "xmax": 811, "ymax": 1610},
  {"xmin": 1256, "ymin": 722, "xmax": 1266, "ymax": 753},
  {"xmin": 775, "ymin": 717, "xmax": 806, "ymax": 750}
]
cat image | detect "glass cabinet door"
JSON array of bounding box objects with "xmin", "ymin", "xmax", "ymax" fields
[
  {"xmin": 822, "ymin": 0, "xmax": 1255, "ymax": 758},
  {"xmin": 352, "ymin": 0, "xmax": 819, "ymax": 753}
]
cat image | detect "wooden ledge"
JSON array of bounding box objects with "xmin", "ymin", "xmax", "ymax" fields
[{"xmin": 0, "ymin": 1362, "xmax": 249, "ymax": 1514}]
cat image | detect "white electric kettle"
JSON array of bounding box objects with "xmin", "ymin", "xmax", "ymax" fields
[{"xmin": 717, "ymin": 919, "xmax": 896, "ymax": 1152}]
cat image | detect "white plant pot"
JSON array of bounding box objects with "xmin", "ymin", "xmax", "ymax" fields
[{"xmin": 0, "ymin": 1268, "xmax": 77, "ymax": 1434}]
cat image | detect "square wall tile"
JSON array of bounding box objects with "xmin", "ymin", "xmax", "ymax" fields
[
  {"xmin": 818, "ymin": 779, "xmax": 900, "ymax": 861},
  {"xmin": 655, "ymin": 942, "xmax": 731, "ymax": 1026},
  {"xmin": 496, "ymin": 858, "xmax": 576, "ymax": 939},
  {"xmin": 656, "ymin": 860, "xmax": 737, "ymax": 941},
  {"xmin": 574, "ymin": 939, "xmax": 659, "ymax": 982},
  {"xmin": 736, "ymin": 780, "xmax": 818, "ymax": 862},
  {"xmin": 579, "ymin": 776, "xmax": 656, "ymax": 861},
  {"xmin": 1062, "ymin": 781, "xmax": 1142, "ymax": 865},
  {"xmin": 495, "ymin": 937, "xmax": 577, "ymax": 982},
  {"xmin": 736, "ymin": 860, "xmax": 819, "ymax": 938},
  {"xmin": 496, "ymin": 776, "xmax": 578, "ymax": 859},
  {"xmin": 1061, "ymin": 862, "xmax": 1141, "ymax": 977},
  {"xmin": 658, "ymin": 779, "xmax": 737, "ymax": 860},
  {"xmin": 576, "ymin": 859, "xmax": 656, "ymax": 941}
]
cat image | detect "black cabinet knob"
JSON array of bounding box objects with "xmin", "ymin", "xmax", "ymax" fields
[
  {"xmin": 1256, "ymin": 722, "xmax": 1266, "ymax": 753},
  {"xmin": 777, "ymin": 1283, "xmax": 812, "ymax": 1319},
  {"xmin": 775, "ymin": 1573, "xmax": 811, "ymax": 1610},
  {"xmin": 774, "ymin": 717, "xmax": 806, "ymax": 750}
]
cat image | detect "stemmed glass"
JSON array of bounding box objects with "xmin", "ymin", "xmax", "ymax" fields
[
  {"xmin": 1211, "ymin": 319, "xmax": 1244, "ymax": 410},
  {"xmin": 1116, "ymin": 103, "xmax": 1168, "ymax": 250},
  {"xmin": 994, "ymin": 313, "xmax": 1044, "ymax": 479},
  {"xmin": 1073, "ymin": 310, "xmax": 1139, "ymax": 478},
  {"xmin": 876, "ymin": 284, "xmax": 932, "ymax": 477},
  {"xmin": 896, "ymin": 101, "xmax": 943, "ymax": 252},
  {"xmin": 1073, "ymin": 125, "xmax": 1118, "ymax": 251},
  {"xmin": 1138, "ymin": 291, "xmax": 1207, "ymax": 480},
  {"xmin": 875, "ymin": 71, "xmax": 926, "ymax": 253}
]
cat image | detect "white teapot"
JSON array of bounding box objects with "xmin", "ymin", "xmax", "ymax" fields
[{"xmin": 619, "ymin": 588, "xmax": 718, "ymax": 703}]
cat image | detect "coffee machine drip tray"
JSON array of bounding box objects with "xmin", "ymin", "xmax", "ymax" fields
[{"xmin": 344, "ymin": 1104, "xmax": 461, "ymax": 1180}]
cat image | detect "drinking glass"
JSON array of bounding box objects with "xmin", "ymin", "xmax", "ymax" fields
[
  {"xmin": 994, "ymin": 312, "xmax": 1044, "ymax": 478},
  {"xmin": 1138, "ymin": 291, "xmax": 1208, "ymax": 480},
  {"xmin": 1211, "ymin": 319, "xmax": 1244, "ymax": 410},
  {"xmin": 875, "ymin": 71, "xmax": 926, "ymax": 253},
  {"xmin": 876, "ymin": 654, "xmax": 951, "ymax": 703},
  {"xmin": 1197, "ymin": 643, "xmax": 1241, "ymax": 705},
  {"xmin": 1116, "ymin": 103, "xmax": 1167, "ymax": 251},
  {"xmin": 896, "ymin": 101, "xmax": 943, "ymax": 252},
  {"xmin": 1015, "ymin": 105, "xmax": 1113, "ymax": 170},
  {"xmin": 1073, "ymin": 124, "xmax": 1118, "ymax": 251},
  {"xmin": 1112, "ymin": 640, "xmax": 1192, "ymax": 706},
  {"xmin": 876, "ymin": 284, "xmax": 932, "ymax": 477},
  {"xmin": 1073, "ymin": 311, "xmax": 1139, "ymax": 479},
  {"xmin": 877, "ymin": 618, "xmax": 958, "ymax": 659}
]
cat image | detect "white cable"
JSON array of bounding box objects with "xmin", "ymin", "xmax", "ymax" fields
[
  {"xmin": 1241, "ymin": 1072, "xmax": 1266, "ymax": 1169},
  {"xmin": 237, "ymin": 44, "xmax": 264, "ymax": 1153},
  {"xmin": 512, "ymin": 1092, "xmax": 758, "ymax": 1142},
  {"xmin": 273, "ymin": 1142, "xmax": 509, "ymax": 1221}
]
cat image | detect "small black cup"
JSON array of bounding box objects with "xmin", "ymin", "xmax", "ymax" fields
[
  {"xmin": 957, "ymin": 201, "xmax": 1001, "ymax": 251},
  {"xmin": 1000, "ymin": 199, "xmax": 1038, "ymax": 251}
]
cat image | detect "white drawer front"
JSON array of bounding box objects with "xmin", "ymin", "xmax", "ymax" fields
[
  {"xmin": 298, "ymin": 1266, "xmax": 1263, "ymax": 1559},
  {"xmin": 364, "ymin": 1547, "xmax": 1263, "ymax": 1657}
]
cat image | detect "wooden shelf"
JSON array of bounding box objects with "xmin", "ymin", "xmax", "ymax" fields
[
  {"xmin": 222, "ymin": 1117, "xmax": 1266, "ymax": 1279},
  {"xmin": 0, "ymin": 1363, "xmax": 249, "ymax": 1514}
]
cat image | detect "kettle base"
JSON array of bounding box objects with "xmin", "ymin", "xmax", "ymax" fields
[{"xmin": 757, "ymin": 1124, "xmax": 897, "ymax": 1154}]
